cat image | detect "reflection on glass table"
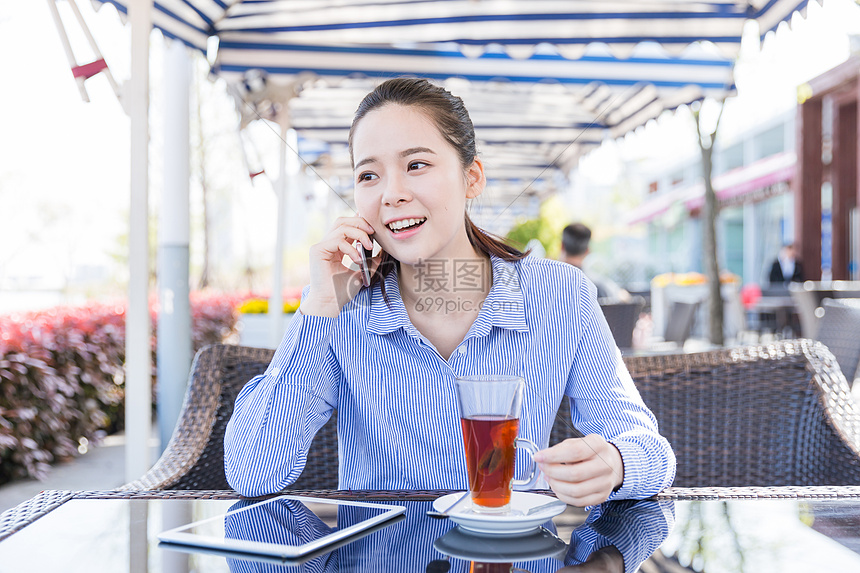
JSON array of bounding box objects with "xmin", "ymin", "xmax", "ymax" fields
[
  {"xmin": 663, "ymin": 499, "xmax": 860, "ymax": 572},
  {"xmin": 3, "ymin": 490, "xmax": 860, "ymax": 572},
  {"xmin": 177, "ymin": 497, "xmax": 672, "ymax": 573}
]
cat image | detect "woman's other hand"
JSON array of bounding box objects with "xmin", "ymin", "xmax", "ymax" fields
[
  {"xmin": 533, "ymin": 434, "xmax": 624, "ymax": 507},
  {"xmin": 301, "ymin": 216, "xmax": 378, "ymax": 317}
]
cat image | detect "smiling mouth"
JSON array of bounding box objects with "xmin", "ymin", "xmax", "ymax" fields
[{"xmin": 387, "ymin": 217, "xmax": 427, "ymax": 234}]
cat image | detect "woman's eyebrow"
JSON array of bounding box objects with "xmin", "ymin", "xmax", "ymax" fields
[
  {"xmin": 401, "ymin": 147, "xmax": 435, "ymax": 157},
  {"xmin": 354, "ymin": 156, "xmax": 376, "ymax": 170},
  {"xmin": 355, "ymin": 147, "xmax": 435, "ymax": 171}
]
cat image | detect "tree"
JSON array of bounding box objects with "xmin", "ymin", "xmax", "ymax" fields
[
  {"xmin": 692, "ymin": 99, "xmax": 727, "ymax": 346},
  {"xmin": 505, "ymin": 195, "xmax": 568, "ymax": 258},
  {"xmin": 193, "ymin": 66, "xmax": 213, "ymax": 289}
]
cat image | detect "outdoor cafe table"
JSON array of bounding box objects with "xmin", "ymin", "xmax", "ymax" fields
[
  {"xmin": 2, "ymin": 487, "xmax": 860, "ymax": 571},
  {"xmin": 750, "ymin": 294, "xmax": 797, "ymax": 334}
]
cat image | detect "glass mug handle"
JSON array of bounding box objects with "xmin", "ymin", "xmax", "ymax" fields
[{"xmin": 511, "ymin": 437, "xmax": 540, "ymax": 490}]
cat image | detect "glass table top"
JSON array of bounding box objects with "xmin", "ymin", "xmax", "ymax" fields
[{"xmin": 2, "ymin": 494, "xmax": 860, "ymax": 572}]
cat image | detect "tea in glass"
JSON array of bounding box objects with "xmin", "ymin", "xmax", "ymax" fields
[
  {"xmin": 461, "ymin": 415, "xmax": 518, "ymax": 508},
  {"xmin": 454, "ymin": 375, "xmax": 538, "ymax": 514}
]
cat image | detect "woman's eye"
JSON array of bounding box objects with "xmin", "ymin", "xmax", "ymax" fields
[
  {"xmin": 408, "ymin": 161, "xmax": 428, "ymax": 171},
  {"xmin": 357, "ymin": 172, "xmax": 377, "ymax": 182}
]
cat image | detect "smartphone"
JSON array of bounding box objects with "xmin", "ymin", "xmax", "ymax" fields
[{"xmin": 357, "ymin": 243, "xmax": 372, "ymax": 287}]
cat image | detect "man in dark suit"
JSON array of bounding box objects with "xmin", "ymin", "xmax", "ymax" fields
[{"xmin": 769, "ymin": 243, "xmax": 803, "ymax": 286}]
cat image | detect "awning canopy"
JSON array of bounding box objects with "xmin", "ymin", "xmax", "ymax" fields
[
  {"xmin": 95, "ymin": 1, "xmax": 815, "ymax": 57},
  {"xmin": 223, "ymin": 42, "xmax": 736, "ymax": 212},
  {"xmin": 90, "ymin": 0, "xmax": 817, "ymax": 216}
]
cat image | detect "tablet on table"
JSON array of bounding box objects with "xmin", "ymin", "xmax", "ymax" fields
[{"xmin": 158, "ymin": 495, "xmax": 406, "ymax": 561}]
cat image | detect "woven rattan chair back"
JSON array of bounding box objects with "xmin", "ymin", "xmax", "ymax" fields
[
  {"xmin": 663, "ymin": 301, "xmax": 699, "ymax": 345},
  {"xmin": 599, "ymin": 296, "xmax": 646, "ymax": 352},
  {"xmin": 789, "ymin": 285, "xmax": 822, "ymax": 339},
  {"xmin": 130, "ymin": 341, "xmax": 860, "ymax": 491},
  {"xmin": 624, "ymin": 340, "xmax": 860, "ymax": 486},
  {"xmin": 816, "ymin": 299, "xmax": 860, "ymax": 388},
  {"xmin": 121, "ymin": 344, "xmax": 339, "ymax": 491}
]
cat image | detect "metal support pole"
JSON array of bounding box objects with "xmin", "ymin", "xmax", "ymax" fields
[
  {"xmin": 269, "ymin": 124, "xmax": 289, "ymax": 348},
  {"xmin": 125, "ymin": 0, "xmax": 153, "ymax": 483},
  {"xmin": 157, "ymin": 41, "xmax": 192, "ymax": 454},
  {"xmin": 129, "ymin": 500, "xmax": 148, "ymax": 573}
]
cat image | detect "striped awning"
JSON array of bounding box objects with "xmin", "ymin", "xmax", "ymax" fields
[
  {"xmin": 89, "ymin": 0, "xmax": 816, "ymax": 212},
  {"xmin": 93, "ymin": 1, "xmax": 817, "ymax": 57},
  {"xmin": 222, "ymin": 42, "xmax": 736, "ymax": 210}
]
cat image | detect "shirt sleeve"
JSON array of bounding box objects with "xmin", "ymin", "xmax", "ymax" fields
[
  {"xmin": 224, "ymin": 307, "xmax": 341, "ymax": 497},
  {"xmin": 565, "ymin": 274, "xmax": 676, "ymax": 499},
  {"xmin": 564, "ymin": 500, "xmax": 675, "ymax": 573}
]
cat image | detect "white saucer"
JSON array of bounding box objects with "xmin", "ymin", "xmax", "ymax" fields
[
  {"xmin": 432, "ymin": 492, "xmax": 567, "ymax": 536},
  {"xmin": 434, "ymin": 526, "xmax": 566, "ymax": 562}
]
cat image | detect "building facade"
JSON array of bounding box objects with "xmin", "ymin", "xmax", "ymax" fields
[{"xmin": 627, "ymin": 110, "xmax": 800, "ymax": 287}]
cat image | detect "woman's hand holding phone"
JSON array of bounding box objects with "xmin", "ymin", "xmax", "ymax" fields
[{"xmin": 301, "ymin": 216, "xmax": 378, "ymax": 317}]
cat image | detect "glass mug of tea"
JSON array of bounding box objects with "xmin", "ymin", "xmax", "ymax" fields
[{"xmin": 454, "ymin": 375, "xmax": 539, "ymax": 514}]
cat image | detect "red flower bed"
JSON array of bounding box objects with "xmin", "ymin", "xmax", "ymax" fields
[{"xmin": 0, "ymin": 291, "xmax": 252, "ymax": 485}]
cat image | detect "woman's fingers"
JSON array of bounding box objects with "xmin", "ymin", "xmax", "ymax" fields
[
  {"xmin": 319, "ymin": 227, "xmax": 372, "ymax": 256},
  {"xmin": 303, "ymin": 217, "xmax": 377, "ymax": 316},
  {"xmin": 310, "ymin": 233, "xmax": 373, "ymax": 278},
  {"xmin": 534, "ymin": 437, "xmax": 599, "ymax": 464},
  {"xmin": 539, "ymin": 456, "xmax": 606, "ymax": 483},
  {"xmin": 545, "ymin": 472, "xmax": 615, "ymax": 507},
  {"xmin": 332, "ymin": 217, "xmax": 376, "ymax": 240},
  {"xmin": 541, "ymin": 457, "xmax": 614, "ymax": 502},
  {"xmin": 534, "ymin": 435, "xmax": 625, "ymax": 507}
]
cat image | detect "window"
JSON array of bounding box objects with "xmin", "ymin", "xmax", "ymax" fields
[
  {"xmin": 716, "ymin": 143, "xmax": 744, "ymax": 174},
  {"xmin": 753, "ymin": 124, "xmax": 785, "ymax": 161}
]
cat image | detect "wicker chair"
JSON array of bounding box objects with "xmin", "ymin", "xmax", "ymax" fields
[
  {"xmin": 599, "ymin": 296, "xmax": 646, "ymax": 352},
  {"xmin": 121, "ymin": 344, "xmax": 339, "ymax": 491},
  {"xmin": 552, "ymin": 340, "xmax": 860, "ymax": 486},
  {"xmin": 624, "ymin": 339, "xmax": 860, "ymax": 486},
  {"xmin": 789, "ymin": 285, "xmax": 822, "ymax": 339},
  {"xmin": 130, "ymin": 340, "xmax": 860, "ymax": 491},
  {"xmin": 663, "ymin": 300, "xmax": 700, "ymax": 346},
  {"xmin": 815, "ymin": 299, "xmax": 860, "ymax": 387}
]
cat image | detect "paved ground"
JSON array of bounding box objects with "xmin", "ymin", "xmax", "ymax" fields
[{"xmin": 0, "ymin": 430, "xmax": 160, "ymax": 514}]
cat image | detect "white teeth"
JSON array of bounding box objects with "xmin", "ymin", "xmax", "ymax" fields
[{"xmin": 387, "ymin": 217, "xmax": 426, "ymax": 231}]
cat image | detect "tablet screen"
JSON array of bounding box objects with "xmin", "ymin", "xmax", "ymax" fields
[{"xmin": 158, "ymin": 495, "xmax": 406, "ymax": 560}]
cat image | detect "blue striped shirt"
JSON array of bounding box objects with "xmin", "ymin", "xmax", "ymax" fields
[{"xmin": 224, "ymin": 255, "xmax": 675, "ymax": 498}]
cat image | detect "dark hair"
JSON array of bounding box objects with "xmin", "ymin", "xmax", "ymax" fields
[
  {"xmin": 348, "ymin": 77, "xmax": 527, "ymax": 296},
  {"xmin": 561, "ymin": 223, "xmax": 592, "ymax": 257}
]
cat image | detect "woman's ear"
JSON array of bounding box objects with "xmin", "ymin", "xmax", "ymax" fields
[{"xmin": 465, "ymin": 158, "xmax": 486, "ymax": 199}]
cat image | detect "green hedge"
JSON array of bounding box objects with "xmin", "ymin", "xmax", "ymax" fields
[{"xmin": 0, "ymin": 292, "xmax": 247, "ymax": 485}]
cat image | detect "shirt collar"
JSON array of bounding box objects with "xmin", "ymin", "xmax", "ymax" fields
[
  {"xmin": 366, "ymin": 266, "xmax": 412, "ymax": 336},
  {"xmin": 469, "ymin": 255, "xmax": 529, "ymax": 336},
  {"xmin": 366, "ymin": 255, "xmax": 529, "ymax": 336}
]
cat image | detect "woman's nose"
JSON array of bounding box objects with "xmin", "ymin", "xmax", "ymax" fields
[{"xmin": 381, "ymin": 174, "xmax": 412, "ymax": 206}]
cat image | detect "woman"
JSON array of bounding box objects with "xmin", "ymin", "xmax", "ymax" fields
[{"xmin": 225, "ymin": 78, "xmax": 675, "ymax": 506}]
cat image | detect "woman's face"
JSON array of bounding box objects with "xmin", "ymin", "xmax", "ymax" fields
[{"xmin": 351, "ymin": 104, "xmax": 485, "ymax": 266}]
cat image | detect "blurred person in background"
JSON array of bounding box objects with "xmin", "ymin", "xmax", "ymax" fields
[
  {"xmin": 768, "ymin": 243, "xmax": 803, "ymax": 287},
  {"xmin": 560, "ymin": 223, "xmax": 630, "ymax": 302}
]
